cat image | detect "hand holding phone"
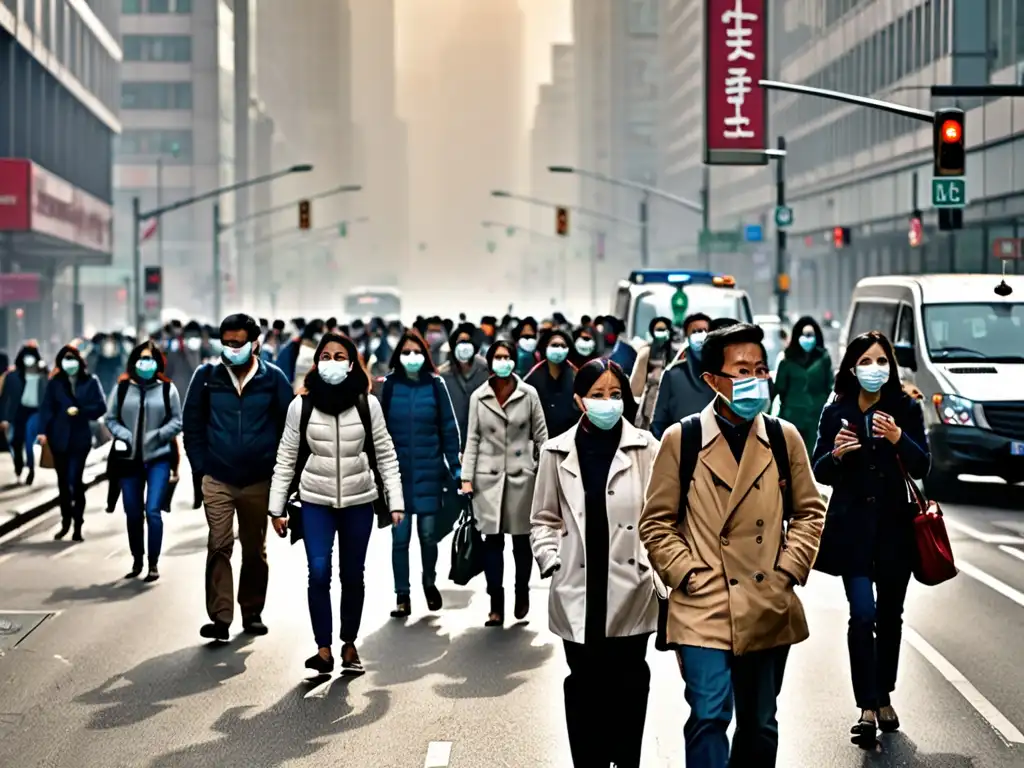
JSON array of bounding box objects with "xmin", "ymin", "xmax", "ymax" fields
[{"xmin": 833, "ymin": 418, "xmax": 861, "ymax": 459}]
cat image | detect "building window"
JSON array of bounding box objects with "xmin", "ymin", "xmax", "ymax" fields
[
  {"xmin": 123, "ymin": 35, "xmax": 192, "ymax": 62},
  {"xmin": 117, "ymin": 129, "xmax": 194, "ymax": 161},
  {"xmin": 123, "ymin": 0, "xmax": 143, "ymax": 11},
  {"xmin": 121, "ymin": 81, "xmax": 193, "ymax": 109}
]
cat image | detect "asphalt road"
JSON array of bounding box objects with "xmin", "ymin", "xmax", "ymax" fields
[{"xmin": 1, "ymin": 476, "xmax": 1023, "ymax": 768}]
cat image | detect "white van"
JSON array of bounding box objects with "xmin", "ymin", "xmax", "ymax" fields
[{"xmin": 841, "ymin": 275, "xmax": 1024, "ymax": 488}]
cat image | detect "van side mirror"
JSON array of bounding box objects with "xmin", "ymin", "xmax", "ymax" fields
[{"xmin": 894, "ymin": 342, "xmax": 917, "ymax": 371}]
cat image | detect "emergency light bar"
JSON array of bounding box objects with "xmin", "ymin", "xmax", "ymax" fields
[{"xmin": 629, "ymin": 270, "xmax": 736, "ymax": 287}]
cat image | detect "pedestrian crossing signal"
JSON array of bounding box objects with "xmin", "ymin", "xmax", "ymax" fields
[
  {"xmin": 144, "ymin": 266, "xmax": 162, "ymax": 294},
  {"xmin": 832, "ymin": 226, "xmax": 851, "ymax": 248},
  {"xmin": 555, "ymin": 206, "xmax": 569, "ymax": 236},
  {"xmin": 298, "ymin": 199, "xmax": 311, "ymax": 230}
]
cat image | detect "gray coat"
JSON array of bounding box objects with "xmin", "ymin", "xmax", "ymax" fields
[
  {"xmin": 438, "ymin": 355, "xmax": 490, "ymax": 451},
  {"xmin": 104, "ymin": 379, "xmax": 183, "ymax": 462},
  {"xmin": 462, "ymin": 377, "xmax": 549, "ymax": 536}
]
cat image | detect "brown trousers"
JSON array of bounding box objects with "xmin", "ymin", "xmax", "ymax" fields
[{"xmin": 203, "ymin": 476, "xmax": 270, "ymax": 625}]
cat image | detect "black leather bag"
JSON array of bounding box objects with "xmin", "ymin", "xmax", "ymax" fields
[{"xmin": 449, "ymin": 501, "xmax": 484, "ymax": 586}]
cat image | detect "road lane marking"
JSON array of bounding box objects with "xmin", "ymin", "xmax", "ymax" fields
[
  {"xmin": 957, "ymin": 560, "xmax": 1024, "ymax": 609},
  {"xmin": 424, "ymin": 742, "xmax": 452, "ymax": 767},
  {"xmin": 998, "ymin": 545, "xmax": 1024, "ymax": 564},
  {"xmin": 50, "ymin": 545, "xmax": 82, "ymax": 560},
  {"xmin": 0, "ymin": 552, "xmax": 16, "ymax": 567},
  {"xmin": 944, "ymin": 519, "xmax": 1024, "ymax": 546},
  {"xmin": 104, "ymin": 547, "xmax": 124, "ymax": 560},
  {"xmin": 904, "ymin": 626, "xmax": 1024, "ymax": 745}
]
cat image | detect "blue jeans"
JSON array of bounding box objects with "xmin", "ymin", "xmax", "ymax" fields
[
  {"xmin": 301, "ymin": 502, "xmax": 374, "ymax": 648},
  {"xmin": 391, "ymin": 512, "xmax": 438, "ymax": 595},
  {"xmin": 121, "ymin": 460, "xmax": 171, "ymax": 566},
  {"xmin": 10, "ymin": 406, "xmax": 39, "ymax": 474},
  {"xmin": 678, "ymin": 644, "xmax": 790, "ymax": 768},
  {"xmin": 843, "ymin": 569, "xmax": 912, "ymax": 710}
]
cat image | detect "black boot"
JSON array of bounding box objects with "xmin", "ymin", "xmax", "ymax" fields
[
  {"xmin": 125, "ymin": 557, "xmax": 144, "ymax": 579},
  {"xmin": 424, "ymin": 585, "xmax": 443, "ymax": 612},
  {"xmin": 485, "ymin": 591, "xmax": 504, "ymax": 627},
  {"xmin": 514, "ymin": 589, "xmax": 529, "ymax": 621},
  {"xmin": 390, "ymin": 593, "xmax": 411, "ymax": 618},
  {"xmin": 25, "ymin": 468, "xmax": 34, "ymax": 486},
  {"xmin": 72, "ymin": 522, "xmax": 84, "ymax": 542},
  {"xmin": 54, "ymin": 519, "xmax": 72, "ymax": 541}
]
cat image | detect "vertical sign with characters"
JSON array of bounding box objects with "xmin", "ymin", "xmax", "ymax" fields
[{"xmin": 704, "ymin": 0, "xmax": 769, "ymax": 165}]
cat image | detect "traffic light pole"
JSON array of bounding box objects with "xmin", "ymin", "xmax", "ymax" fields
[
  {"xmin": 132, "ymin": 196, "xmax": 142, "ymax": 332},
  {"xmin": 775, "ymin": 136, "xmax": 788, "ymax": 321},
  {"xmin": 212, "ymin": 201, "xmax": 223, "ymax": 323},
  {"xmin": 639, "ymin": 193, "xmax": 650, "ymax": 267},
  {"xmin": 700, "ymin": 167, "xmax": 710, "ymax": 270}
]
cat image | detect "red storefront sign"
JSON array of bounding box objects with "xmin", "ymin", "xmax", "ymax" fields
[
  {"xmin": 704, "ymin": 0, "xmax": 769, "ymax": 165},
  {"xmin": 0, "ymin": 273, "xmax": 41, "ymax": 306},
  {"xmin": 0, "ymin": 158, "xmax": 113, "ymax": 253}
]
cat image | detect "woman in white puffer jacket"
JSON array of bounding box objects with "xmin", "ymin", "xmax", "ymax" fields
[{"xmin": 269, "ymin": 332, "xmax": 404, "ymax": 677}]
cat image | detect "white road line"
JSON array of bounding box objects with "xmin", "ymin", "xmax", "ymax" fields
[
  {"xmin": 958, "ymin": 560, "xmax": 1024, "ymax": 608},
  {"xmin": 50, "ymin": 544, "xmax": 83, "ymax": 560},
  {"xmin": 944, "ymin": 519, "xmax": 1024, "ymax": 546},
  {"xmin": 998, "ymin": 545, "xmax": 1024, "ymax": 564},
  {"xmin": 424, "ymin": 741, "xmax": 452, "ymax": 768},
  {"xmin": 104, "ymin": 547, "xmax": 124, "ymax": 560},
  {"xmin": 904, "ymin": 626, "xmax": 1024, "ymax": 745},
  {"xmin": 0, "ymin": 552, "xmax": 16, "ymax": 567}
]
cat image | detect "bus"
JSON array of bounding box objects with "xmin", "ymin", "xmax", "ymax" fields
[
  {"xmin": 613, "ymin": 270, "xmax": 754, "ymax": 340},
  {"xmin": 343, "ymin": 286, "xmax": 402, "ymax": 321}
]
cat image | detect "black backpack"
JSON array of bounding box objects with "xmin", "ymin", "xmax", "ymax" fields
[
  {"xmin": 654, "ymin": 413, "xmax": 793, "ymax": 651},
  {"xmin": 283, "ymin": 394, "xmax": 316, "ymax": 544}
]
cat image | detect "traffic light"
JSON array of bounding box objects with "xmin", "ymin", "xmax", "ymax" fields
[
  {"xmin": 144, "ymin": 266, "xmax": 162, "ymax": 294},
  {"xmin": 832, "ymin": 226, "xmax": 851, "ymax": 248},
  {"xmin": 933, "ymin": 108, "xmax": 965, "ymax": 177},
  {"xmin": 555, "ymin": 206, "xmax": 569, "ymax": 237},
  {"xmin": 298, "ymin": 199, "xmax": 311, "ymax": 230}
]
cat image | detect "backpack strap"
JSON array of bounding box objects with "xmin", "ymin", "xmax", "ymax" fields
[
  {"xmin": 355, "ymin": 394, "xmax": 381, "ymax": 475},
  {"xmin": 287, "ymin": 394, "xmax": 316, "ymax": 500},
  {"xmin": 115, "ymin": 379, "xmax": 131, "ymax": 424},
  {"xmin": 676, "ymin": 413, "xmax": 703, "ymax": 527},
  {"xmin": 762, "ymin": 415, "xmax": 794, "ymax": 522},
  {"xmin": 161, "ymin": 380, "xmax": 172, "ymax": 426}
]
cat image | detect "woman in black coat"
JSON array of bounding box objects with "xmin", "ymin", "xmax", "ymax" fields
[
  {"xmin": 811, "ymin": 330, "xmax": 930, "ymax": 749},
  {"xmin": 524, "ymin": 328, "xmax": 577, "ymax": 438}
]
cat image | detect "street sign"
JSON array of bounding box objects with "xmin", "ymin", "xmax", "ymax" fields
[
  {"xmin": 670, "ymin": 288, "xmax": 689, "ymax": 326},
  {"xmin": 993, "ymin": 237, "xmax": 1022, "ymax": 260},
  {"xmin": 774, "ymin": 206, "xmax": 793, "ymax": 228},
  {"xmin": 698, "ymin": 229, "xmax": 742, "ymax": 252},
  {"xmin": 931, "ymin": 177, "xmax": 966, "ymax": 208},
  {"xmin": 744, "ymin": 224, "xmax": 763, "ymax": 243}
]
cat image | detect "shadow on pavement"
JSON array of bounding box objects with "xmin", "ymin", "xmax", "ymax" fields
[
  {"xmin": 163, "ymin": 536, "xmax": 209, "ymax": 557},
  {"xmin": 45, "ymin": 578, "xmax": 152, "ymax": 605},
  {"xmin": 73, "ymin": 637, "xmax": 257, "ymax": 730},
  {"xmin": 147, "ymin": 679, "xmax": 390, "ymax": 768},
  {"xmin": 862, "ymin": 732, "xmax": 977, "ymax": 767},
  {"xmin": 361, "ymin": 614, "xmax": 555, "ymax": 699},
  {"xmin": 437, "ymin": 588, "xmax": 475, "ymax": 612}
]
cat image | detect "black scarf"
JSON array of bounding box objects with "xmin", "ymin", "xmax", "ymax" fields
[{"xmin": 305, "ymin": 368, "xmax": 363, "ymax": 416}]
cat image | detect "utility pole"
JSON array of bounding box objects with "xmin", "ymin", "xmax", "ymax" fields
[
  {"xmin": 775, "ymin": 136, "xmax": 788, "ymax": 320},
  {"xmin": 156, "ymin": 156, "xmax": 164, "ymax": 273},
  {"xmin": 132, "ymin": 196, "xmax": 142, "ymax": 332},
  {"xmin": 699, "ymin": 167, "xmax": 710, "ymax": 270},
  {"xmin": 639, "ymin": 192, "xmax": 650, "ymax": 267},
  {"xmin": 212, "ymin": 201, "xmax": 223, "ymax": 322}
]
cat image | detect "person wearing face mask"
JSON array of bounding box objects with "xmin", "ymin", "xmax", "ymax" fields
[
  {"xmin": 531, "ymin": 358, "xmax": 657, "ymax": 768},
  {"xmin": 649, "ymin": 313, "xmax": 715, "ymax": 439},
  {"xmin": 290, "ymin": 320, "xmax": 325, "ymax": 394},
  {"xmin": 630, "ymin": 316, "xmax": 679, "ymax": 432},
  {"xmin": 0, "ymin": 343, "xmax": 49, "ymax": 485},
  {"xmin": 86, "ymin": 333, "xmax": 126, "ymax": 397},
  {"xmin": 512, "ymin": 317, "xmax": 540, "ymax": 376},
  {"xmin": 438, "ymin": 323, "xmax": 490, "ymax": 449},
  {"xmin": 775, "ymin": 316, "xmax": 834, "ymax": 454},
  {"xmin": 165, "ymin": 320, "xmax": 203, "ymax": 401},
  {"xmin": 273, "ymin": 317, "xmax": 306, "ymax": 383},
  {"xmin": 478, "ymin": 315, "xmax": 497, "ymax": 357},
  {"xmin": 422, "ymin": 316, "xmax": 448, "ymax": 360},
  {"xmin": 181, "ymin": 313, "xmax": 293, "ymax": 641},
  {"xmin": 569, "ymin": 325, "xmax": 599, "ymax": 369},
  {"xmin": 268, "ymin": 332, "xmax": 404, "ymax": 675},
  {"xmin": 810, "ymin": 330, "xmax": 929, "ymax": 748},
  {"xmin": 37, "ymin": 345, "xmax": 107, "ymax": 541},
  {"xmin": 640, "ymin": 322, "xmax": 825, "ymax": 768},
  {"xmin": 379, "ymin": 331, "xmax": 462, "ymax": 618},
  {"xmin": 525, "ymin": 328, "xmax": 577, "ymax": 438},
  {"xmin": 104, "ymin": 341, "xmax": 183, "ymax": 583},
  {"xmin": 461, "ymin": 340, "xmax": 549, "ymax": 626}
]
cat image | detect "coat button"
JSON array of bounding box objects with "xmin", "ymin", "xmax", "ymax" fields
[
  {"xmin": 608, "ymin": 489, "xmax": 615, "ymax": 495},
  {"xmin": 720, "ymin": 537, "xmax": 729, "ymax": 546},
  {"xmin": 756, "ymin": 535, "xmax": 763, "ymax": 544},
  {"xmin": 626, "ymin": 524, "xmax": 634, "ymax": 530},
  {"xmin": 754, "ymin": 573, "xmax": 765, "ymax": 583},
  {"xmin": 729, "ymin": 578, "xmax": 738, "ymax": 586},
  {"xmin": 756, "ymin": 519, "xmax": 764, "ymax": 527},
  {"xmin": 628, "ymin": 558, "xmax": 635, "ymax": 565}
]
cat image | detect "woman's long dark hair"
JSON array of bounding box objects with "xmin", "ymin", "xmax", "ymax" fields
[
  {"xmin": 52, "ymin": 344, "xmax": 89, "ymax": 380},
  {"xmin": 573, "ymin": 358, "xmax": 638, "ymax": 424},
  {"xmin": 302, "ymin": 332, "xmax": 370, "ymax": 415},
  {"xmin": 485, "ymin": 339, "xmax": 516, "ymax": 370},
  {"xmin": 121, "ymin": 339, "xmax": 169, "ymax": 383},
  {"xmin": 834, "ymin": 331, "xmax": 903, "ymax": 401},
  {"xmin": 786, "ymin": 315, "xmax": 825, "ymax": 357},
  {"xmin": 387, "ymin": 328, "xmax": 437, "ymax": 374},
  {"xmin": 14, "ymin": 343, "xmax": 43, "ymax": 373}
]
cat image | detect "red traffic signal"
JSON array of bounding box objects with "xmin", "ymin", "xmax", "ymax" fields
[
  {"xmin": 298, "ymin": 199, "xmax": 311, "ymax": 230},
  {"xmin": 832, "ymin": 226, "xmax": 851, "ymax": 248},
  {"xmin": 144, "ymin": 266, "xmax": 162, "ymax": 293},
  {"xmin": 933, "ymin": 108, "xmax": 965, "ymax": 176},
  {"xmin": 555, "ymin": 206, "xmax": 569, "ymax": 236}
]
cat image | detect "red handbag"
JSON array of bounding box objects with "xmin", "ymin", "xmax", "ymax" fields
[{"xmin": 901, "ymin": 464, "xmax": 958, "ymax": 586}]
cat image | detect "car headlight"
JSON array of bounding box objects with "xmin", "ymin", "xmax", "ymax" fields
[{"xmin": 931, "ymin": 393, "xmax": 976, "ymax": 427}]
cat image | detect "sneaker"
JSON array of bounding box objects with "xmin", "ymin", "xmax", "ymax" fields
[
  {"xmin": 424, "ymin": 585, "xmax": 443, "ymax": 612},
  {"xmin": 200, "ymin": 621, "xmax": 231, "ymax": 642},
  {"xmin": 242, "ymin": 615, "xmax": 269, "ymax": 636},
  {"xmin": 305, "ymin": 652, "xmax": 335, "ymax": 674},
  {"xmin": 340, "ymin": 643, "xmax": 365, "ymax": 676}
]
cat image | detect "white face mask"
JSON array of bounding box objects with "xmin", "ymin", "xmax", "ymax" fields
[
  {"xmin": 185, "ymin": 337, "xmax": 202, "ymax": 352},
  {"xmin": 575, "ymin": 338, "xmax": 595, "ymax": 356},
  {"xmin": 454, "ymin": 342, "xmax": 476, "ymax": 362},
  {"xmin": 518, "ymin": 337, "xmax": 537, "ymax": 354},
  {"xmin": 23, "ymin": 355, "xmax": 37, "ymax": 367},
  {"xmin": 318, "ymin": 360, "xmax": 351, "ymax": 385}
]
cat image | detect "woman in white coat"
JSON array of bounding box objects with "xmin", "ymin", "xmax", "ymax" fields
[
  {"xmin": 461, "ymin": 339, "xmax": 548, "ymax": 627},
  {"xmin": 530, "ymin": 358, "xmax": 659, "ymax": 768},
  {"xmin": 269, "ymin": 332, "xmax": 404, "ymax": 677}
]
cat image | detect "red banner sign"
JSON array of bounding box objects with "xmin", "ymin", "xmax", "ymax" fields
[
  {"xmin": 704, "ymin": 0, "xmax": 769, "ymax": 165},
  {"xmin": 0, "ymin": 273, "xmax": 41, "ymax": 306},
  {"xmin": 0, "ymin": 159, "xmax": 31, "ymax": 230}
]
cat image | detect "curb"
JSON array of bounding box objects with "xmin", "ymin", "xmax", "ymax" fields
[{"xmin": 0, "ymin": 451, "xmax": 110, "ymax": 540}]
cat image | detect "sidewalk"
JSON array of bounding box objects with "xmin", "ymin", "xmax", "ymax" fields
[{"xmin": 0, "ymin": 444, "xmax": 110, "ymax": 538}]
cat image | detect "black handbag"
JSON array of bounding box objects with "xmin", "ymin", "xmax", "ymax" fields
[{"xmin": 449, "ymin": 501, "xmax": 485, "ymax": 586}]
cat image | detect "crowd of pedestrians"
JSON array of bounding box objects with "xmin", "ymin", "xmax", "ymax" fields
[{"xmin": 0, "ymin": 308, "xmax": 936, "ymax": 767}]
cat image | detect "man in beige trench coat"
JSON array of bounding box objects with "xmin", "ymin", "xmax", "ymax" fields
[{"xmin": 639, "ymin": 323, "xmax": 825, "ymax": 768}]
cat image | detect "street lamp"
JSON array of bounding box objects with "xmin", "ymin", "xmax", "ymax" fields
[{"xmin": 131, "ymin": 163, "xmax": 313, "ymax": 332}]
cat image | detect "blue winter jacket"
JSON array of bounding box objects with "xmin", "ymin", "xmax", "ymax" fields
[
  {"xmin": 274, "ymin": 338, "xmax": 300, "ymax": 383},
  {"xmin": 38, "ymin": 373, "xmax": 107, "ymax": 454},
  {"xmin": 380, "ymin": 371, "xmax": 461, "ymax": 515}
]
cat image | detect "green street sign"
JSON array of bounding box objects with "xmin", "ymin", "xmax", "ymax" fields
[
  {"xmin": 698, "ymin": 229, "xmax": 742, "ymax": 253},
  {"xmin": 931, "ymin": 177, "xmax": 966, "ymax": 208},
  {"xmin": 670, "ymin": 288, "xmax": 689, "ymax": 326},
  {"xmin": 506, "ymin": 226, "xmax": 516, "ymax": 237},
  {"xmin": 774, "ymin": 205, "xmax": 793, "ymax": 228},
  {"xmin": 338, "ymin": 222, "xmax": 348, "ymax": 238},
  {"xmin": 486, "ymin": 240, "xmax": 496, "ymax": 253}
]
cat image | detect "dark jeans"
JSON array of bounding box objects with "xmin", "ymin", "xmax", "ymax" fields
[
  {"xmin": 53, "ymin": 449, "xmax": 88, "ymax": 524},
  {"xmin": 391, "ymin": 511, "xmax": 438, "ymax": 595},
  {"xmin": 302, "ymin": 502, "xmax": 374, "ymax": 648},
  {"xmin": 843, "ymin": 567, "xmax": 913, "ymax": 710},
  {"xmin": 678, "ymin": 644, "xmax": 790, "ymax": 768},
  {"xmin": 482, "ymin": 533, "xmax": 532, "ymax": 595},
  {"xmin": 563, "ymin": 634, "xmax": 650, "ymax": 768},
  {"xmin": 10, "ymin": 406, "xmax": 39, "ymax": 474},
  {"xmin": 121, "ymin": 459, "xmax": 171, "ymax": 566}
]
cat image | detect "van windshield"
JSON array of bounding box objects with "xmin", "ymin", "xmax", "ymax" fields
[
  {"xmin": 923, "ymin": 302, "xmax": 1024, "ymax": 362},
  {"xmin": 633, "ymin": 286, "xmax": 752, "ymax": 337}
]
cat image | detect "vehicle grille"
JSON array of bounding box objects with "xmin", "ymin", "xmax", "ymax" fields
[{"xmin": 983, "ymin": 403, "xmax": 1024, "ymax": 440}]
